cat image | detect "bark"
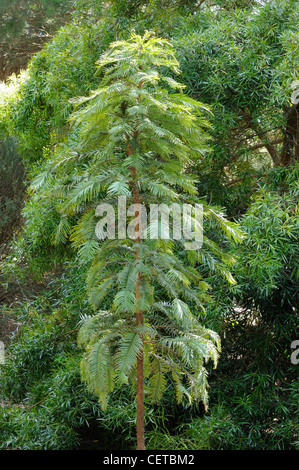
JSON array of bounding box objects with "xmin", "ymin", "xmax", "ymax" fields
[
  {"xmin": 281, "ymin": 104, "xmax": 299, "ymax": 166},
  {"xmin": 135, "ymin": 274, "xmax": 145, "ymax": 451},
  {"xmin": 238, "ymin": 105, "xmax": 299, "ymax": 167},
  {"xmin": 128, "ymin": 144, "xmax": 145, "ymax": 451},
  {"xmin": 239, "ymin": 110, "xmax": 280, "ymax": 165}
]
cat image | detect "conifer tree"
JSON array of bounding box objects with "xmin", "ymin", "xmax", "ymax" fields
[{"xmin": 35, "ymin": 31, "xmax": 243, "ymax": 450}]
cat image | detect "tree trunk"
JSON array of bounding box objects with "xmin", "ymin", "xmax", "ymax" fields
[
  {"xmin": 129, "ymin": 148, "xmax": 145, "ymax": 450},
  {"xmin": 281, "ymin": 104, "xmax": 299, "ymax": 166},
  {"xmin": 239, "ymin": 109, "xmax": 280, "ymax": 165},
  {"xmin": 136, "ymin": 297, "xmax": 145, "ymax": 451}
]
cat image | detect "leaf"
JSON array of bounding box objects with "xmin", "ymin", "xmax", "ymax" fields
[
  {"xmin": 147, "ymin": 357, "xmax": 169, "ymax": 403},
  {"xmin": 107, "ymin": 179, "xmax": 131, "ymax": 196},
  {"xmin": 60, "ymin": 177, "xmax": 103, "ymax": 215},
  {"xmin": 88, "ymin": 277, "xmax": 115, "ymax": 308},
  {"xmin": 81, "ymin": 339, "xmax": 112, "ymax": 411},
  {"xmin": 30, "ymin": 170, "xmax": 51, "ymax": 191},
  {"xmin": 51, "ymin": 216, "xmax": 72, "ymax": 245},
  {"xmin": 78, "ymin": 239, "xmax": 99, "ymax": 262},
  {"xmin": 116, "ymin": 332, "xmax": 143, "ymax": 384}
]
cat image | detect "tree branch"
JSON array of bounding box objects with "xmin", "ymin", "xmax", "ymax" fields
[{"xmin": 239, "ymin": 110, "xmax": 281, "ymax": 165}]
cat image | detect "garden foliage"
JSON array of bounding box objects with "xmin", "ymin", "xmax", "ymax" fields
[{"xmin": 0, "ymin": 0, "xmax": 298, "ymax": 450}]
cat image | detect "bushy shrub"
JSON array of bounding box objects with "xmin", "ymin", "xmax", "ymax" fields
[{"xmin": 195, "ymin": 165, "xmax": 299, "ymax": 450}]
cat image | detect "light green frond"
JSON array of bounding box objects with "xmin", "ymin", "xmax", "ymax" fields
[
  {"xmin": 80, "ymin": 338, "xmax": 115, "ymax": 411},
  {"xmin": 59, "ymin": 177, "xmax": 103, "ymax": 215},
  {"xmin": 30, "ymin": 169, "xmax": 52, "ymax": 192},
  {"xmin": 206, "ymin": 208, "xmax": 245, "ymax": 243},
  {"xmin": 70, "ymin": 208, "xmax": 98, "ymax": 248},
  {"xmin": 88, "ymin": 277, "xmax": 115, "ymax": 309},
  {"xmin": 77, "ymin": 311, "xmax": 115, "ymax": 347},
  {"xmin": 51, "ymin": 216, "xmax": 72, "ymax": 246},
  {"xmin": 77, "ymin": 239, "xmax": 100, "ymax": 263},
  {"xmin": 216, "ymin": 264, "xmax": 237, "ymax": 286},
  {"xmin": 113, "ymin": 289, "xmax": 136, "ymax": 313},
  {"xmin": 107, "ymin": 179, "xmax": 131, "ymax": 197},
  {"xmin": 146, "ymin": 356, "xmax": 169, "ymax": 403},
  {"xmin": 166, "ymin": 270, "xmax": 191, "ymax": 287},
  {"xmin": 116, "ymin": 332, "xmax": 143, "ymax": 384},
  {"xmin": 170, "ymin": 298, "xmax": 195, "ymax": 328},
  {"xmin": 155, "ymin": 271, "xmax": 180, "ymax": 298}
]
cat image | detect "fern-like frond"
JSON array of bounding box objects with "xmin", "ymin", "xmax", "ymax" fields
[
  {"xmin": 113, "ymin": 289, "xmax": 136, "ymax": 314},
  {"xmin": 88, "ymin": 277, "xmax": 116, "ymax": 309},
  {"xmin": 146, "ymin": 356, "xmax": 169, "ymax": 403},
  {"xmin": 81, "ymin": 337, "xmax": 114, "ymax": 411},
  {"xmin": 206, "ymin": 208, "xmax": 245, "ymax": 243},
  {"xmin": 70, "ymin": 208, "xmax": 98, "ymax": 248},
  {"xmin": 51, "ymin": 216, "xmax": 72, "ymax": 246},
  {"xmin": 59, "ymin": 176, "xmax": 103, "ymax": 215},
  {"xmin": 116, "ymin": 331, "xmax": 143, "ymax": 384}
]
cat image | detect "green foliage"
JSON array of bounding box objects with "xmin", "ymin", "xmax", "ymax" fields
[
  {"xmin": 52, "ymin": 31, "xmax": 240, "ymax": 414},
  {"xmin": 146, "ymin": 391, "xmax": 298, "ymax": 450},
  {"xmin": 197, "ymin": 164, "xmax": 299, "ymax": 450},
  {"xmin": 12, "ymin": 33, "xmax": 241, "ymax": 444},
  {"xmin": 77, "ymin": 301, "xmax": 220, "ymax": 411},
  {"xmin": 0, "ymin": 264, "xmax": 98, "ymax": 450},
  {"xmin": 0, "ymin": 352, "xmax": 99, "ymax": 450},
  {"xmin": 171, "ymin": 0, "xmax": 299, "ymax": 214},
  {"xmin": 12, "ymin": 20, "xmax": 113, "ymax": 162},
  {"xmin": 0, "ymin": 266, "xmax": 186, "ymax": 451},
  {"xmin": 1, "ymin": 0, "xmax": 298, "ymax": 452},
  {"xmin": 232, "ymin": 165, "xmax": 299, "ymax": 315},
  {"xmin": 11, "ymin": 0, "xmax": 298, "ymax": 216},
  {"xmin": 203, "ymin": 310, "xmax": 299, "ymax": 450}
]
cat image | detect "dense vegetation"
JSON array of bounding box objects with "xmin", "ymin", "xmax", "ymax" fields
[{"xmin": 0, "ymin": 0, "xmax": 298, "ymax": 450}]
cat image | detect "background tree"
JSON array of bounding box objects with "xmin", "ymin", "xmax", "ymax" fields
[
  {"xmin": 0, "ymin": 0, "xmax": 75, "ymax": 81},
  {"xmin": 172, "ymin": 0, "xmax": 299, "ymax": 214}
]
